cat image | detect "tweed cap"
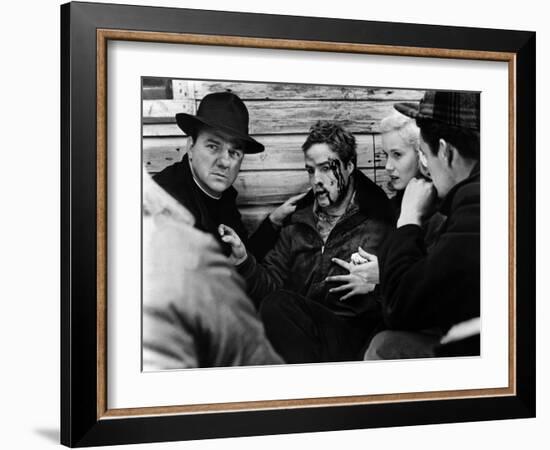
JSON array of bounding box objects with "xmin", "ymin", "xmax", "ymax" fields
[{"xmin": 395, "ymin": 90, "xmax": 480, "ymax": 131}]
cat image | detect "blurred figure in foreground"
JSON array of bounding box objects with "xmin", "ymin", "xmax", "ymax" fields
[{"xmin": 142, "ymin": 170, "xmax": 283, "ymax": 369}]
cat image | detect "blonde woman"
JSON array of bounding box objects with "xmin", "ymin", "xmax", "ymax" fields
[{"xmin": 381, "ymin": 110, "xmax": 429, "ymax": 212}]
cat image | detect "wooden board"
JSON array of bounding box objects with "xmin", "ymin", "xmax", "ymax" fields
[
  {"xmin": 142, "ymin": 99, "xmax": 195, "ymax": 122},
  {"xmin": 190, "ymin": 81, "xmax": 425, "ymax": 101},
  {"xmin": 143, "ymin": 137, "xmax": 190, "ymax": 172},
  {"xmin": 143, "ymin": 134, "xmax": 377, "ymax": 173},
  {"xmin": 142, "ymin": 78, "xmax": 173, "ymax": 100},
  {"xmin": 372, "ymin": 170, "xmax": 393, "ymax": 197},
  {"xmin": 171, "ymin": 79, "xmax": 193, "ymax": 100},
  {"xmin": 373, "ymin": 133, "xmax": 387, "ymax": 168},
  {"xmin": 239, "ymin": 204, "xmax": 276, "ymax": 234},
  {"xmin": 142, "ymin": 99, "xmax": 405, "ymax": 134}
]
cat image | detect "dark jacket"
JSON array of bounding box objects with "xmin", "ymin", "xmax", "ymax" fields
[
  {"xmin": 153, "ymin": 154, "xmax": 278, "ymax": 259},
  {"xmin": 378, "ymin": 164, "xmax": 480, "ymax": 332},
  {"xmin": 390, "ymin": 189, "xmax": 446, "ymax": 250},
  {"xmin": 238, "ymin": 170, "xmax": 394, "ymax": 319}
]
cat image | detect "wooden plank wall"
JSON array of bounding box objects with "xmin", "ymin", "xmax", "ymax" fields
[{"xmin": 143, "ymin": 78, "xmax": 424, "ymax": 233}]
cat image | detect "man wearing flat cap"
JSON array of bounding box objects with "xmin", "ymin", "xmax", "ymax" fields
[
  {"xmin": 365, "ymin": 90, "xmax": 481, "ymax": 359},
  {"xmin": 154, "ymin": 91, "xmax": 299, "ymax": 260}
]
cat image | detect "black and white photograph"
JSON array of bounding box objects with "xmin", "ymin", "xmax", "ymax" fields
[
  {"xmin": 53, "ymin": 0, "xmax": 538, "ymax": 447},
  {"xmin": 141, "ymin": 78, "xmax": 481, "ymax": 370}
]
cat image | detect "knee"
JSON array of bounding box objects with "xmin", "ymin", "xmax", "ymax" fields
[
  {"xmin": 364, "ymin": 330, "xmax": 399, "ymax": 360},
  {"xmin": 364, "ymin": 330, "xmax": 439, "ymax": 360}
]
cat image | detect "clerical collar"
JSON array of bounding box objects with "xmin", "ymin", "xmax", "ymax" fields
[{"xmin": 188, "ymin": 158, "xmax": 222, "ymax": 200}]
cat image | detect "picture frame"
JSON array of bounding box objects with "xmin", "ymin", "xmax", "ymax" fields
[{"xmin": 60, "ymin": 1, "xmax": 536, "ymax": 447}]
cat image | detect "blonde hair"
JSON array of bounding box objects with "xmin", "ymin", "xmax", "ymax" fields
[{"xmin": 379, "ymin": 110, "xmax": 420, "ymax": 151}]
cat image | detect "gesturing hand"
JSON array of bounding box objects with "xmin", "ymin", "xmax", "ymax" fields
[
  {"xmin": 269, "ymin": 192, "xmax": 308, "ymax": 227},
  {"xmin": 325, "ymin": 248, "xmax": 377, "ymax": 302},
  {"xmin": 218, "ymin": 224, "xmax": 247, "ymax": 265},
  {"xmin": 349, "ymin": 247, "xmax": 379, "ymax": 284}
]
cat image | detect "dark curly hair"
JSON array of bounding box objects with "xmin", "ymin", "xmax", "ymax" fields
[{"xmin": 301, "ymin": 120, "xmax": 357, "ymax": 166}]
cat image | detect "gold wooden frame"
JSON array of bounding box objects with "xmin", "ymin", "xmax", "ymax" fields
[{"xmin": 96, "ymin": 29, "xmax": 517, "ymax": 420}]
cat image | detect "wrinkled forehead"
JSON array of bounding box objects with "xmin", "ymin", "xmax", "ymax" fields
[
  {"xmin": 304, "ymin": 143, "xmax": 340, "ymax": 166},
  {"xmin": 197, "ymin": 125, "xmax": 245, "ymax": 150}
]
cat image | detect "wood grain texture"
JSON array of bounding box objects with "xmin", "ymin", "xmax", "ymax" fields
[
  {"xmin": 172, "ymin": 79, "xmax": 193, "ymax": 100},
  {"xmin": 192, "ymin": 81, "xmax": 425, "ymax": 101},
  {"xmin": 143, "ymin": 134, "xmax": 377, "ymax": 173},
  {"xmin": 143, "ymin": 137, "xmax": 190, "ymax": 172},
  {"xmin": 142, "ymin": 99, "xmax": 406, "ymax": 134},
  {"xmin": 373, "ymin": 170, "xmax": 393, "ymax": 197},
  {"xmin": 373, "ymin": 133, "xmax": 387, "ymax": 168},
  {"xmin": 142, "ymin": 77, "xmax": 173, "ymax": 100},
  {"xmin": 240, "ymin": 204, "xmax": 276, "ymax": 234},
  {"xmin": 142, "ymin": 99, "xmax": 195, "ymax": 122}
]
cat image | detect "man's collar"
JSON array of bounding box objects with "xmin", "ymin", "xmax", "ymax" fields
[
  {"xmin": 187, "ymin": 157, "xmax": 222, "ymax": 200},
  {"xmin": 439, "ymin": 161, "xmax": 480, "ymax": 215}
]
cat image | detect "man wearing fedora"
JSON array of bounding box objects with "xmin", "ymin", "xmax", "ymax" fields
[
  {"xmin": 365, "ymin": 90, "xmax": 481, "ymax": 359},
  {"xmin": 154, "ymin": 91, "xmax": 299, "ymax": 259}
]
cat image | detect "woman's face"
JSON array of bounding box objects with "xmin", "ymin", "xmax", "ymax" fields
[{"xmin": 382, "ymin": 130, "xmax": 420, "ymax": 191}]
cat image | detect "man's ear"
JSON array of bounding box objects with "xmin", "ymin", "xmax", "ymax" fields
[
  {"xmin": 346, "ymin": 160, "xmax": 355, "ymax": 173},
  {"xmin": 186, "ymin": 137, "xmax": 194, "ymax": 160},
  {"xmin": 438, "ymin": 138, "xmax": 454, "ymax": 168}
]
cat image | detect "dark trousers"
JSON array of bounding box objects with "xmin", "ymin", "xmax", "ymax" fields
[{"xmin": 259, "ymin": 289, "xmax": 377, "ymax": 364}]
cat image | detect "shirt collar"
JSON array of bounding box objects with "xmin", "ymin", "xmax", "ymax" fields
[{"xmin": 187, "ymin": 157, "xmax": 222, "ymax": 200}]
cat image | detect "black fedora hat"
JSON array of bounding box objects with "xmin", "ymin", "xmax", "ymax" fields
[{"xmin": 175, "ymin": 92, "xmax": 264, "ymax": 154}]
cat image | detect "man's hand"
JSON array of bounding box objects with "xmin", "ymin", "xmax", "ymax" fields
[
  {"xmin": 349, "ymin": 247, "xmax": 380, "ymax": 284},
  {"xmin": 269, "ymin": 192, "xmax": 308, "ymax": 227},
  {"xmin": 218, "ymin": 224, "xmax": 247, "ymax": 265},
  {"xmin": 397, "ymin": 178, "xmax": 437, "ymax": 227},
  {"xmin": 326, "ymin": 252, "xmax": 376, "ymax": 301}
]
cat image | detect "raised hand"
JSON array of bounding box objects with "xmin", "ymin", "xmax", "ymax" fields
[
  {"xmin": 326, "ymin": 251, "xmax": 377, "ymax": 302},
  {"xmin": 218, "ymin": 224, "xmax": 247, "ymax": 265},
  {"xmin": 397, "ymin": 177, "xmax": 437, "ymax": 227},
  {"xmin": 268, "ymin": 192, "xmax": 308, "ymax": 227},
  {"xmin": 351, "ymin": 247, "xmax": 380, "ymax": 284}
]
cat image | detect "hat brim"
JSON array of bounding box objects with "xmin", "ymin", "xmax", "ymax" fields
[
  {"xmin": 176, "ymin": 113, "xmax": 264, "ymax": 154},
  {"xmin": 394, "ymin": 102, "xmax": 421, "ymax": 119}
]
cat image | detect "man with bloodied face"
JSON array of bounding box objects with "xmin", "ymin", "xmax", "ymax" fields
[{"xmin": 223, "ymin": 121, "xmax": 394, "ymax": 363}]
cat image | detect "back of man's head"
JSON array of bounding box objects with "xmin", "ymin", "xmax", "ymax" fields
[{"xmin": 417, "ymin": 118, "xmax": 480, "ymax": 161}]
